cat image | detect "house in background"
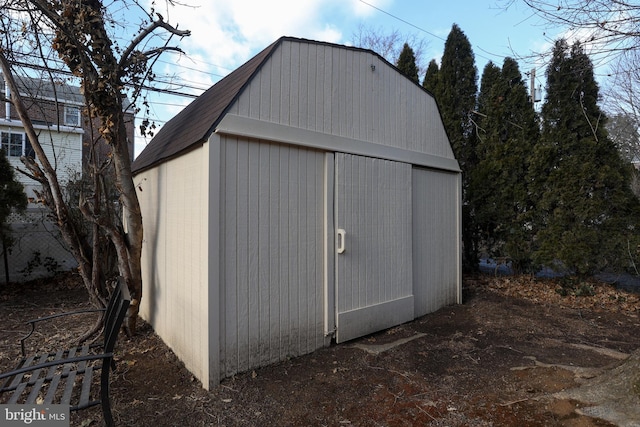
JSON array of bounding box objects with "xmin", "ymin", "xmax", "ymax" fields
[
  {"xmin": 1, "ymin": 74, "xmax": 135, "ymax": 281},
  {"xmin": 132, "ymin": 36, "xmax": 462, "ymax": 389},
  {"xmin": 1, "ymin": 74, "xmax": 85, "ymax": 202}
]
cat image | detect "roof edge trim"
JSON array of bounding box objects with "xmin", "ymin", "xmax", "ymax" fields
[{"xmin": 215, "ymin": 114, "xmax": 461, "ymax": 173}]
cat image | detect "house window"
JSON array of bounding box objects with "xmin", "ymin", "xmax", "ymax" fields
[
  {"xmin": 64, "ymin": 105, "xmax": 81, "ymax": 127},
  {"xmin": 1, "ymin": 131, "xmax": 34, "ymax": 158}
]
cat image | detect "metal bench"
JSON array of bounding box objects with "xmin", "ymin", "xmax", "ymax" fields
[{"xmin": 0, "ymin": 277, "xmax": 130, "ymax": 427}]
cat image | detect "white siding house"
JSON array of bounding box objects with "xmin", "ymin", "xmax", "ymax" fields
[
  {"xmin": 1, "ymin": 76, "xmax": 84, "ymax": 282},
  {"xmin": 132, "ymin": 37, "xmax": 462, "ymax": 389},
  {"xmin": 1, "ymin": 76, "xmax": 84, "ymax": 202}
]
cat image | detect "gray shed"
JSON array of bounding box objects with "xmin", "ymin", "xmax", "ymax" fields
[{"xmin": 132, "ymin": 36, "xmax": 461, "ymax": 389}]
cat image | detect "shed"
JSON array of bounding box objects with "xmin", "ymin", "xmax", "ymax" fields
[{"xmin": 132, "ymin": 36, "xmax": 462, "ymax": 389}]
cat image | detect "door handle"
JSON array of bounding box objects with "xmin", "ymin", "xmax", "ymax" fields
[{"xmin": 337, "ymin": 229, "xmax": 346, "ymax": 254}]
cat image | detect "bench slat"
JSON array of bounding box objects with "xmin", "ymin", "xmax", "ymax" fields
[
  {"xmin": 25, "ymin": 377, "xmax": 46, "ymax": 404},
  {"xmin": 45, "ymin": 349, "xmax": 66, "ymax": 381},
  {"xmin": 78, "ymin": 366, "xmax": 94, "ymax": 409},
  {"xmin": 8, "ymin": 356, "xmax": 35, "ymax": 389},
  {"xmin": 43, "ymin": 373, "xmax": 62, "ymax": 405},
  {"xmin": 61, "ymin": 371, "xmax": 77, "ymax": 405},
  {"xmin": 7, "ymin": 382, "xmax": 27, "ymax": 404},
  {"xmin": 61, "ymin": 347, "xmax": 77, "ymax": 378},
  {"xmin": 27, "ymin": 353, "xmax": 50, "ymax": 386},
  {"xmin": 77, "ymin": 345, "xmax": 91, "ymax": 374}
]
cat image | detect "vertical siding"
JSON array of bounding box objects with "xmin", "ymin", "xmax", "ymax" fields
[
  {"xmin": 233, "ymin": 40, "xmax": 454, "ymax": 160},
  {"xmin": 219, "ymin": 136, "xmax": 328, "ymax": 378},
  {"xmin": 334, "ymin": 153, "xmax": 414, "ymax": 342},
  {"xmin": 335, "ymin": 153, "xmax": 412, "ymax": 311},
  {"xmin": 412, "ymin": 167, "xmax": 461, "ymax": 316},
  {"xmin": 138, "ymin": 145, "xmax": 210, "ymax": 385}
]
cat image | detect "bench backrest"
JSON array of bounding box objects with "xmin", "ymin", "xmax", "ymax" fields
[{"xmin": 102, "ymin": 277, "xmax": 131, "ymax": 352}]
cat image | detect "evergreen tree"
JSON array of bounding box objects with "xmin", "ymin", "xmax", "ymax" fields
[
  {"xmin": 471, "ymin": 61, "xmax": 504, "ymax": 260},
  {"xmin": 0, "ymin": 149, "xmax": 26, "ymax": 226},
  {"xmin": 0, "ymin": 148, "xmax": 27, "ymax": 282},
  {"xmin": 531, "ymin": 39, "xmax": 640, "ymax": 275},
  {"xmin": 476, "ymin": 61, "xmax": 501, "ymax": 119},
  {"xmin": 471, "ymin": 58, "xmax": 539, "ymax": 272},
  {"xmin": 436, "ymin": 24, "xmax": 479, "ymax": 270},
  {"xmin": 422, "ymin": 59, "xmax": 439, "ymax": 93},
  {"xmin": 396, "ymin": 42, "xmax": 419, "ymax": 83}
]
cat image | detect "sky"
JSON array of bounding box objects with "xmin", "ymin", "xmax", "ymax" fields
[{"xmin": 133, "ymin": 0, "xmax": 568, "ymax": 157}]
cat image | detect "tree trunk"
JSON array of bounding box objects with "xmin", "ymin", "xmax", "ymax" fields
[
  {"xmin": 4, "ymin": 1, "xmax": 189, "ymax": 337},
  {"xmin": 0, "ymin": 51, "xmax": 102, "ymax": 308},
  {"xmin": 111, "ymin": 117, "xmax": 143, "ymax": 335}
]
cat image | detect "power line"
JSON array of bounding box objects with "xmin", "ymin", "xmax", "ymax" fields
[
  {"xmin": 7, "ymin": 59, "xmax": 201, "ymax": 99},
  {"xmin": 357, "ymin": 0, "xmax": 446, "ymax": 43},
  {"xmin": 155, "ymin": 57, "xmax": 228, "ymax": 79},
  {"xmin": 357, "ymin": 0, "xmax": 499, "ymax": 64},
  {"xmin": 4, "ymin": 59, "xmax": 201, "ymax": 136}
]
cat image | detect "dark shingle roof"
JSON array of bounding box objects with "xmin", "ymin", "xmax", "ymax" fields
[
  {"xmin": 1, "ymin": 73, "xmax": 84, "ymax": 104},
  {"xmin": 132, "ymin": 38, "xmax": 281, "ymax": 174}
]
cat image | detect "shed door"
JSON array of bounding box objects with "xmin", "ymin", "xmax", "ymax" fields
[{"xmin": 334, "ymin": 153, "xmax": 414, "ymax": 343}]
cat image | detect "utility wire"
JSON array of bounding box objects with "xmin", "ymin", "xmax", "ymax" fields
[
  {"xmin": 7, "ymin": 59, "xmax": 201, "ymax": 99},
  {"xmin": 357, "ymin": 0, "xmax": 499, "ymax": 64},
  {"xmin": 357, "ymin": 0, "xmax": 446, "ymax": 42}
]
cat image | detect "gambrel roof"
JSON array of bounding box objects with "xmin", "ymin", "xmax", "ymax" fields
[
  {"xmin": 133, "ymin": 36, "xmax": 456, "ymax": 174},
  {"xmin": 132, "ymin": 39, "xmax": 280, "ymax": 173}
]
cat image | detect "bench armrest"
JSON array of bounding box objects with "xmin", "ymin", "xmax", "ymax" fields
[
  {"xmin": 0, "ymin": 352, "xmax": 114, "ymax": 389},
  {"xmin": 24, "ymin": 308, "xmax": 106, "ymax": 326},
  {"xmin": 21, "ymin": 308, "xmax": 106, "ymax": 356}
]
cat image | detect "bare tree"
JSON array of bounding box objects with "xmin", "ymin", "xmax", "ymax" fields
[
  {"xmin": 0, "ymin": 0, "xmax": 190, "ymax": 335},
  {"xmin": 504, "ymin": 0, "xmax": 640, "ymax": 54},
  {"xmin": 604, "ymin": 48, "xmax": 640, "ymax": 121},
  {"xmin": 351, "ymin": 24, "xmax": 430, "ymax": 78},
  {"xmin": 504, "ymin": 1, "xmax": 640, "ymax": 97}
]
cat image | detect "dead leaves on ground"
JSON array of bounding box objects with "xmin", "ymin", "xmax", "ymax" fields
[{"xmin": 467, "ymin": 275, "xmax": 640, "ymax": 314}]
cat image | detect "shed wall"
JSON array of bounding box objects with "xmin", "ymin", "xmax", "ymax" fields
[
  {"xmin": 412, "ymin": 167, "xmax": 462, "ymax": 316},
  {"xmin": 137, "ymin": 145, "xmax": 211, "ymax": 385},
  {"xmin": 218, "ymin": 136, "xmax": 330, "ymax": 379},
  {"xmin": 229, "ymin": 40, "xmax": 454, "ymax": 160}
]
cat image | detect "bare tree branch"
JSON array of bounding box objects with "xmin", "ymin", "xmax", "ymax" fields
[
  {"xmin": 0, "ymin": 1, "xmax": 192, "ymax": 334},
  {"xmin": 118, "ymin": 14, "xmax": 190, "ymax": 73}
]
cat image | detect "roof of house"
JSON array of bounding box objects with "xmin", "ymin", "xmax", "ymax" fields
[
  {"xmin": 0, "ymin": 73, "xmax": 84, "ymax": 104},
  {"xmin": 132, "ymin": 38, "xmax": 282, "ymax": 174},
  {"xmin": 2, "ymin": 73, "xmax": 135, "ymax": 112}
]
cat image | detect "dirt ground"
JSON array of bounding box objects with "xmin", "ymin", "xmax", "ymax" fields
[{"xmin": 1, "ymin": 273, "xmax": 640, "ymax": 427}]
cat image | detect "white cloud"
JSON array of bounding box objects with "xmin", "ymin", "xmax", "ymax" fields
[{"xmin": 148, "ymin": 0, "xmax": 374, "ymax": 74}]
